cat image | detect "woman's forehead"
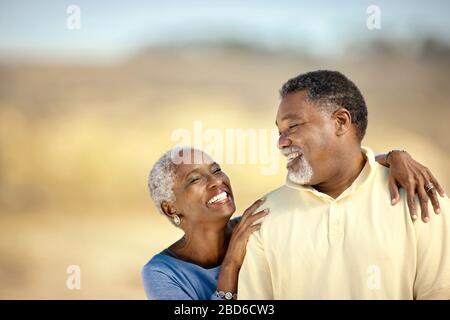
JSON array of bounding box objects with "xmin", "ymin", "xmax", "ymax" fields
[
  {"xmin": 174, "ymin": 148, "xmax": 213, "ymax": 164},
  {"xmin": 173, "ymin": 149, "xmax": 215, "ymax": 175}
]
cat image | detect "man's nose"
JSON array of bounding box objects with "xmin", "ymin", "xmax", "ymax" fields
[{"xmin": 278, "ymin": 134, "xmax": 292, "ymax": 150}]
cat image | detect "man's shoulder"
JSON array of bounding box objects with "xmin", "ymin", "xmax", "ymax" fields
[
  {"xmin": 264, "ymin": 184, "xmax": 292, "ymax": 198},
  {"xmin": 261, "ymin": 184, "xmax": 300, "ymax": 208},
  {"xmin": 367, "ymin": 161, "xmax": 391, "ymax": 191},
  {"xmin": 372, "ymin": 163, "xmax": 450, "ymax": 223},
  {"xmin": 265, "ymin": 184, "xmax": 298, "ymax": 201},
  {"xmin": 256, "ymin": 184, "xmax": 308, "ymax": 224}
]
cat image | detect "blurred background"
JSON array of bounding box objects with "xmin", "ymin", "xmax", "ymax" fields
[{"xmin": 0, "ymin": 0, "xmax": 449, "ymax": 299}]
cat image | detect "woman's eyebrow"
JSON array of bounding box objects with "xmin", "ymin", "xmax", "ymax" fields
[
  {"xmin": 183, "ymin": 162, "xmax": 219, "ymax": 179},
  {"xmin": 183, "ymin": 167, "xmax": 201, "ymax": 180}
]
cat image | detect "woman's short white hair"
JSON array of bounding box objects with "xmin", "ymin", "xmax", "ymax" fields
[
  {"xmin": 148, "ymin": 149, "xmax": 177, "ymax": 214},
  {"xmin": 148, "ymin": 146, "xmax": 210, "ymax": 214}
]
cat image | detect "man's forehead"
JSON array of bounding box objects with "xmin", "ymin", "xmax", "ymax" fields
[{"xmin": 276, "ymin": 91, "xmax": 309, "ymax": 124}]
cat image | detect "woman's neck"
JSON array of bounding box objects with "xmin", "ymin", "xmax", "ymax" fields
[{"xmin": 169, "ymin": 223, "xmax": 232, "ymax": 268}]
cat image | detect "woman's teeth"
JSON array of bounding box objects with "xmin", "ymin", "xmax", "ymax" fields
[{"xmin": 207, "ymin": 191, "xmax": 228, "ymax": 205}]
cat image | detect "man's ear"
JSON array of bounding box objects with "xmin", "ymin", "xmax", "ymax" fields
[
  {"xmin": 333, "ymin": 108, "xmax": 352, "ymax": 137},
  {"xmin": 160, "ymin": 201, "xmax": 178, "ymax": 219}
]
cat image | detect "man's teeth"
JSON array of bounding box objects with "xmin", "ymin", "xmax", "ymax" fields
[
  {"xmin": 207, "ymin": 192, "xmax": 228, "ymax": 205},
  {"xmin": 287, "ymin": 152, "xmax": 300, "ymax": 161}
]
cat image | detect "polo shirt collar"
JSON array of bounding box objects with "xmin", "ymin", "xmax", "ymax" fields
[{"xmin": 285, "ymin": 146, "xmax": 377, "ymax": 203}]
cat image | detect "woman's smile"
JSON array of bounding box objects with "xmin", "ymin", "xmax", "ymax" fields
[{"xmin": 206, "ymin": 189, "xmax": 233, "ymax": 208}]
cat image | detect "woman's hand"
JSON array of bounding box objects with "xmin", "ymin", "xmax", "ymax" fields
[
  {"xmin": 378, "ymin": 150, "xmax": 446, "ymax": 222},
  {"xmin": 215, "ymin": 198, "xmax": 269, "ymax": 298},
  {"xmin": 223, "ymin": 197, "xmax": 269, "ymax": 270}
]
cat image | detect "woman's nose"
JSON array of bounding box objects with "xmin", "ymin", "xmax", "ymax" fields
[{"xmin": 207, "ymin": 174, "xmax": 222, "ymax": 189}]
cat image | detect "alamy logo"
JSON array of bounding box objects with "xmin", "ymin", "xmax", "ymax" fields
[
  {"xmin": 171, "ymin": 121, "xmax": 280, "ymax": 175},
  {"xmin": 66, "ymin": 265, "xmax": 81, "ymax": 290},
  {"xmin": 66, "ymin": 5, "xmax": 81, "ymax": 30},
  {"xmin": 366, "ymin": 265, "xmax": 381, "ymax": 290}
]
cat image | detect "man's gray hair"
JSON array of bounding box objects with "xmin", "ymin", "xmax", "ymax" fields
[{"xmin": 279, "ymin": 70, "xmax": 368, "ymax": 141}]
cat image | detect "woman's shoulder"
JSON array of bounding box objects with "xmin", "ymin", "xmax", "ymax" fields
[
  {"xmin": 141, "ymin": 250, "xmax": 220, "ymax": 300},
  {"xmin": 141, "ymin": 251, "xmax": 179, "ymax": 277}
]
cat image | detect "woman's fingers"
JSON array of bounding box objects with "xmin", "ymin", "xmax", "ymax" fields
[
  {"xmin": 237, "ymin": 209, "xmax": 269, "ymax": 230},
  {"xmin": 419, "ymin": 167, "xmax": 441, "ymax": 215},
  {"xmin": 244, "ymin": 209, "xmax": 269, "ymax": 226},
  {"xmin": 407, "ymin": 187, "xmax": 418, "ymax": 221},
  {"xmin": 245, "ymin": 223, "xmax": 262, "ymax": 237},
  {"xmin": 388, "ymin": 177, "xmax": 400, "ymax": 205},
  {"xmin": 426, "ymin": 184, "xmax": 440, "ymax": 214},
  {"xmin": 241, "ymin": 197, "xmax": 266, "ymax": 220},
  {"xmin": 387, "ymin": 151, "xmax": 445, "ymax": 220},
  {"xmin": 417, "ymin": 186, "xmax": 430, "ymax": 223},
  {"xmin": 233, "ymin": 209, "xmax": 269, "ymax": 241},
  {"xmin": 422, "ymin": 170, "xmax": 441, "ymax": 214},
  {"xmin": 401, "ymin": 167, "xmax": 430, "ymax": 222},
  {"xmin": 427, "ymin": 169, "xmax": 446, "ymax": 198}
]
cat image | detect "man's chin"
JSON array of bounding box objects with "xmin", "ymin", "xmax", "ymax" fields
[{"xmin": 288, "ymin": 169, "xmax": 313, "ymax": 185}]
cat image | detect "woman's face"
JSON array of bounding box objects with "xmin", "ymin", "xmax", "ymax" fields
[{"xmin": 171, "ymin": 150, "xmax": 236, "ymax": 227}]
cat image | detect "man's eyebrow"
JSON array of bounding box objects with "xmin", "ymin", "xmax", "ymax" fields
[{"xmin": 275, "ymin": 113, "xmax": 302, "ymax": 126}]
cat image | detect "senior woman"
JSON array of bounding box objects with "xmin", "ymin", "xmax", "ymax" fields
[{"xmin": 142, "ymin": 147, "xmax": 444, "ymax": 300}]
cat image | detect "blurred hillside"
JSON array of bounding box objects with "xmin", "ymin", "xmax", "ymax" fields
[{"xmin": 0, "ymin": 43, "xmax": 449, "ymax": 298}]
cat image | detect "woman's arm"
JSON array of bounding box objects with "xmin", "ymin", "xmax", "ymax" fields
[
  {"xmin": 215, "ymin": 198, "xmax": 269, "ymax": 300},
  {"xmin": 376, "ymin": 150, "xmax": 446, "ymax": 222}
]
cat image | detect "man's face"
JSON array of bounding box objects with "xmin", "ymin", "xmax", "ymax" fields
[{"xmin": 276, "ymin": 90, "xmax": 337, "ymax": 186}]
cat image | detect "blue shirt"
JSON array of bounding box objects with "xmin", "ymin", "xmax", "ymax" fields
[{"xmin": 141, "ymin": 250, "xmax": 222, "ymax": 300}]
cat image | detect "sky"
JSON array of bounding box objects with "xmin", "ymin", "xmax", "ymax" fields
[{"xmin": 0, "ymin": 0, "xmax": 449, "ymax": 62}]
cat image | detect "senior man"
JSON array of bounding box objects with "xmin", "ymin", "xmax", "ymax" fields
[{"xmin": 238, "ymin": 70, "xmax": 450, "ymax": 299}]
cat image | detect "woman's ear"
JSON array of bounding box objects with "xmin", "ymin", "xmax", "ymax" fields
[
  {"xmin": 160, "ymin": 201, "xmax": 178, "ymax": 219},
  {"xmin": 333, "ymin": 108, "xmax": 352, "ymax": 137}
]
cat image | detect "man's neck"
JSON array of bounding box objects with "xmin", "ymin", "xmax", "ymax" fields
[{"xmin": 313, "ymin": 148, "xmax": 366, "ymax": 199}]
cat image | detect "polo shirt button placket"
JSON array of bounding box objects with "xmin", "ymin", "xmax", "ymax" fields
[{"xmin": 328, "ymin": 203, "xmax": 341, "ymax": 246}]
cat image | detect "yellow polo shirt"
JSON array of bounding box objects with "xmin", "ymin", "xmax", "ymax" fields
[{"xmin": 238, "ymin": 147, "xmax": 450, "ymax": 299}]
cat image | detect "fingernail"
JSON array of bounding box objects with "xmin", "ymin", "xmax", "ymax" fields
[
  {"xmin": 436, "ymin": 208, "xmax": 440, "ymax": 214},
  {"xmin": 424, "ymin": 217, "xmax": 429, "ymax": 222},
  {"xmin": 391, "ymin": 198, "xmax": 396, "ymax": 205},
  {"xmin": 264, "ymin": 208, "xmax": 269, "ymax": 213},
  {"xmin": 412, "ymin": 215, "xmax": 417, "ymax": 220}
]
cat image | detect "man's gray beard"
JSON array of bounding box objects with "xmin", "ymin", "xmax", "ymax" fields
[{"xmin": 287, "ymin": 156, "xmax": 313, "ymax": 185}]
